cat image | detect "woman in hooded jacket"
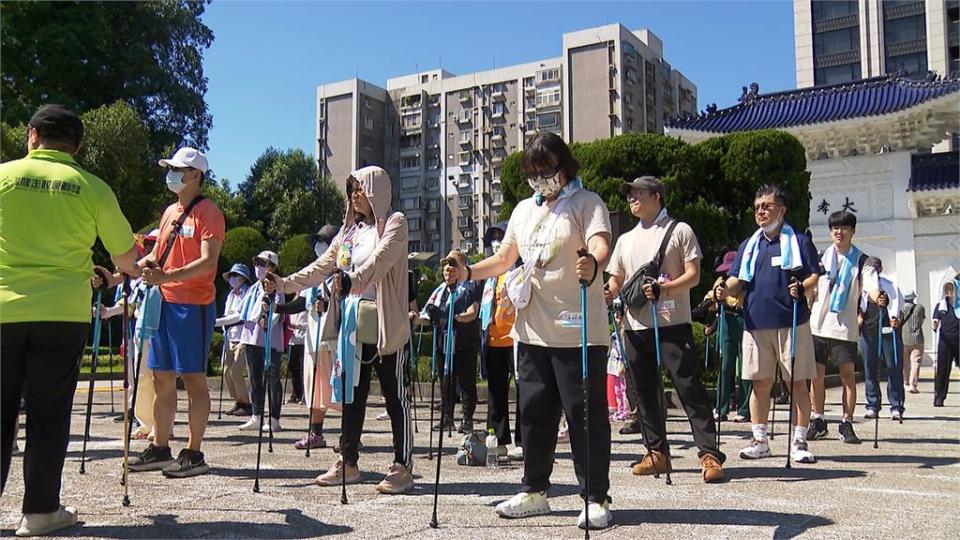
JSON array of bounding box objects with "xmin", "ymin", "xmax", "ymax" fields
[{"xmin": 264, "ymin": 166, "xmax": 414, "ymax": 495}]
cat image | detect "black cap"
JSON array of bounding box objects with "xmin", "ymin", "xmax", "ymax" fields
[
  {"xmin": 28, "ymin": 105, "xmax": 84, "ymax": 146},
  {"xmin": 310, "ymin": 224, "xmax": 339, "ymax": 245}
]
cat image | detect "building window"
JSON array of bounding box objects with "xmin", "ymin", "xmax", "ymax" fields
[
  {"xmin": 812, "ymin": 0, "xmax": 858, "ymax": 21},
  {"xmin": 408, "ymin": 218, "xmax": 421, "ymax": 230},
  {"xmin": 400, "ymin": 156, "xmax": 421, "ymax": 170},
  {"xmin": 814, "ymin": 27, "xmax": 859, "ymax": 56},
  {"xmin": 537, "ymin": 113, "xmax": 559, "ymax": 128},
  {"xmin": 885, "ymin": 51, "xmax": 928, "ymax": 75},
  {"xmin": 491, "ymin": 102, "xmax": 505, "ymax": 116},
  {"xmin": 402, "ymin": 197, "xmax": 421, "ymax": 211},
  {"xmin": 884, "ymin": 14, "xmax": 926, "ymax": 44},
  {"xmin": 814, "ymin": 63, "xmax": 862, "ymax": 85},
  {"xmin": 536, "ymin": 89, "xmax": 560, "ymax": 106},
  {"xmin": 421, "ymin": 74, "xmax": 429, "ymax": 83},
  {"xmin": 427, "ymin": 199, "xmax": 441, "ymax": 211}
]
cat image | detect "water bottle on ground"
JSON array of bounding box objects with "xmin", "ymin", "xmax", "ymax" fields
[{"xmin": 485, "ymin": 428, "xmax": 498, "ymax": 469}]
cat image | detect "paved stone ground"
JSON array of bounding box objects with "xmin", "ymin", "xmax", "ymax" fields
[{"xmin": 2, "ymin": 375, "xmax": 958, "ymax": 539}]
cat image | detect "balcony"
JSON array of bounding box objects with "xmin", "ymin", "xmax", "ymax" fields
[
  {"xmin": 459, "ymin": 91, "xmax": 471, "ymax": 103},
  {"xmin": 457, "ymin": 217, "xmax": 471, "ymax": 229},
  {"xmin": 458, "ymin": 152, "xmax": 472, "ymax": 166},
  {"xmin": 524, "ymin": 84, "xmax": 536, "ymax": 95},
  {"xmin": 491, "ymin": 130, "xmax": 505, "ymax": 144},
  {"xmin": 491, "ymin": 88, "xmax": 506, "ymax": 101},
  {"xmin": 457, "ymin": 110, "xmax": 472, "ymax": 125},
  {"xmin": 458, "ymin": 197, "xmax": 472, "ymax": 210},
  {"xmin": 400, "ymin": 145, "xmax": 420, "ymax": 157}
]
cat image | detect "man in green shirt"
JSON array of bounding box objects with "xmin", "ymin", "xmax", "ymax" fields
[{"xmin": 1, "ymin": 104, "xmax": 140, "ymax": 537}]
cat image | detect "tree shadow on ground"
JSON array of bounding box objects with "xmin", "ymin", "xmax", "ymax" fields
[
  {"xmin": 19, "ymin": 508, "xmax": 353, "ymax": 539},
  {"xmin": 406, "ymin": 480, "xmax": 580, "ymax": 499},
  {"xmin": 570, "ymin": 508, "xmax": 833, "ymax": 539}
]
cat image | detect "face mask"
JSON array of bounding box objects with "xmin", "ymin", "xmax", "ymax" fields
[
  {"xmin": 165, "ymin": 170, "xmax": 186, "ymax": 193},
  {"xmin": 526, "ymin": 171, "xmax": 563, "ymax": 199},
  {"xmin": 490, "ymin": 240, "xmax": 502, "ymax": 253},
  {"xmin": 314, "ymin": 242, "xmax": 329, "ymax": 258},
  {"xmin": 254, "ymin": 266, "xmax": 267, "ymax": 280},
  {"xmin": 761, "ymin": 207, "xmax": 784, "ymax": 235},
  {"xmin": 228, "ymin": 276, "xmax": 243, "ymax": 290}
]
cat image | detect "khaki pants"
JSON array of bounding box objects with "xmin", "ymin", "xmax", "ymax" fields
[
  {"xmin": 902, "ymin": 344, "xmax": 924, "ymax": 389},
  {"xmin": 742, "ymin": 322, "xmax": 817, "ymax": 382},
  {"xmin": 303, "ymin": 342, "xmax": 334, "ymax": 412},
  {"xmin": 224, "ymin": 341, "xmax": 250, "ymax": 404}
]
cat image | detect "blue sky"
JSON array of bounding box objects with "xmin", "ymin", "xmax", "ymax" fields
[{"xmin": 202, "ymin": 0, "xmax": 796, "ymax": 185}]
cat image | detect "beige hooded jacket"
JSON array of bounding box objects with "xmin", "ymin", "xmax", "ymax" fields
[{"xmin": 277, "ymin": 166, "xmax": 410, "ymax": 356}]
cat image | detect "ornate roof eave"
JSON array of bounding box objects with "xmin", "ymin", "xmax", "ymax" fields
[{"xmin": 665, "ymin": 91, "xmax": 960, "ymax": 161}]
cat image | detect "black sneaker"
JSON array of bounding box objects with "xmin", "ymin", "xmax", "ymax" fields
[
  {"xmin": 161, "ymin": 449, "xmax": 210, "ymax": 478},
  {"xmin": 838, "ymin": 421, "xmax": 861, "ymax": 444},
  {"xmin": 619, "ymin": 422, "xmax": 643, "ymax": 435},
  {"xmin": 457, "ymin": 418, "xmax": 474, "ymax": 434},
  {"xmin": 807, "ymin": 417, "xmax": 828, "ymax": 440},
  {"xmin": 226, "ymin": 403, "xmax": 252, "ymax": 416},
  {"xmin": 128, "ymin": 444, "xmax": 175, "ymax": 472}
]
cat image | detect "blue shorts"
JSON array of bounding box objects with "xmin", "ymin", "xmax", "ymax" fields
[{"xmin": 148, "ymin": 301, "xmax": 216, "ymax": 375}]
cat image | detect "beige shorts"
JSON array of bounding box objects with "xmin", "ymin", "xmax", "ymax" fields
[{"xmin": 742, "ymin": 322, "xmax": 817, "ymax": 382}]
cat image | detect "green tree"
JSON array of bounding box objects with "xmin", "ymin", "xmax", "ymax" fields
[
  {"xmin": 203, "ymin": 178, "xmax": 248, "ymax": 230},
  {"xmin": 1, "ymin": 1, "xmax": 214, "ymax": 151},
  {"xmin": 221, "ymin": 226, "xmax": 267, "ymax": 271},
  {"xmin": 0, "ymin": 122, "xmax": 27, "ymax": 163},
  {"xmin": 239, "ymin": 147, "xmax": 346, "ymax": 245},
  {"xmin": 278, "ymin": 234, "xmax": 315, "ymax": 275}
]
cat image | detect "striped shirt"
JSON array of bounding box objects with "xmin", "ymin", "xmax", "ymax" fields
[{"xmin": 900, "ymin": 301, "xmax": 925, "ymax": 346}]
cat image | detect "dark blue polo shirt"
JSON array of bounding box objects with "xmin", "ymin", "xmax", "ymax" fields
[
  {"xmin": 933, "ymin": 302, "xmax": 959, "ymax": 342},
  {"xmin": 435, "ymin": 280, "xmax": 483, "ymax": 351},
  {"xmin": 728, "ymin": 229, "xmax": 820, "ymax": 331}
]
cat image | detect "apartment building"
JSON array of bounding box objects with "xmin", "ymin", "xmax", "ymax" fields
[
  {"xmin": 315, "ymin": 23, "xmax": 698, "ymax": 255},
  {"xmin": 794, "ymin": 0, "xmax": 959, "ymax": 88}
]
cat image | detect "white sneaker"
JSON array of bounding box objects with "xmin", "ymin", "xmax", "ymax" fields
[
  {"xmin": 495, "ymin": 491, "xmax": 551, "ymax": 519},
  {"xmin": 890, "ymin": 410, "xmax": 902, "ymax": 421},
  {"xmin": 864, "ymin": 409, "xmax": 877, "ymax": 419},
  {"xmin": 507, "ymin": 446, "xmax": 524, "ymax": 461},
  {"xmin": 377, "ymin": 410, "xmax": 390, "ymax": 420},
  {"xmin": 270, "ymin": 418, "xmax": 282, "ymax": 432},
  {"xmin": 577, "ymin": 500, "xmax": 613, "ymax": 530},
  {"xmin": 739, "ymin": 439, "xmax": 772, "ymax": 460},
  {"xmin": 791, "ymin": 439, "xmax": 817, "ymax": 464},
  {"xmin": 239, "ymin": 415, "xmax": 261, "ymax": 431},
  {"xmin": 16, "ymin": 505, "xmax": 78, "ymax": 537}
]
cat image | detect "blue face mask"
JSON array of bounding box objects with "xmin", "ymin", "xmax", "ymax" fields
[{"xmin": 165, "ymin": 170, "xmax": 186, "ymax": 193}]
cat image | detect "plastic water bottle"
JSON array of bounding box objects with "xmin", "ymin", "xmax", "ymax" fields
[{"xmin": 485, "ymin": 428, "xmax": 498, "ymax": 469}]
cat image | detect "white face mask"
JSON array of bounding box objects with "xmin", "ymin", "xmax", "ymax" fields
[
  {"xmin": 490, "ymin": 240, "xmax": 502, "ymax": 253},
  {"xmin": 761, "ymin": 207, "xmax": 785, "ymax": 235},
  {"xmin": 165, "ymin": 170, "xmax": 186, "ymax": 193},
  {"xmin": 228, "ymin": 276, "xmax": 243, "ymax": 290},
  {"xmin": 314, "ymin": 241, "xmax": 329, "ymax": 258},
  {"xmin": 526, "ymin": 171, "xmax": 563, "ymax": 199},
  {"xmin": 254, "ymin": 266, "xmax": 267, "ymax": 280}
]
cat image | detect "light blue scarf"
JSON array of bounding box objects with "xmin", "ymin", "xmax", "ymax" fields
[
  {"xmin": 737, "ymin": 222, "xmax": 803, "ymax": 282},
  {"xmin": 332, "ymin": 296, "xmax": 360, "ymax": 405},
  {"xmin": 822, "ymin": 244, "xmax": 862, "ymax": 313}
]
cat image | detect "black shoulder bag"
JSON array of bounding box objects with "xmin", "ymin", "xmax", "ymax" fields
[{"xmin": 620, "ymin": 219, "xmax": 680, "ymax": 310}]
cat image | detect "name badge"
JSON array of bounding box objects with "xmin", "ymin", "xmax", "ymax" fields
[
  {"xmin": 658, "ymin": 300, "xmax": 676, "ymax": 313},
  {"xmin": 771, "ymin": 256, "xmax": 782, "ymax": 267},
  {"xmin": 881, "ymin": 327, "xmax": 894, "ymax": 335},
  {"xmin": 181, "ymin": 225, "xmax": 195, "ymax": 239}
]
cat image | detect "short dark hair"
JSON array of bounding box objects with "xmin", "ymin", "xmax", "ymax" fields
[
  {"xmin": 828, "ymin": 211, "xmax": 857, "ymax": 229},
  {"xmin": 520, "ymin": 132, "xmax": 579, "ymax": 181},
  {"xmin": 28, "ymin": 104, "xmax": 83, "ymax": 151},
  {"xmin": 754, "ymin": 184, "xmax": 788, "ymax": 209}
]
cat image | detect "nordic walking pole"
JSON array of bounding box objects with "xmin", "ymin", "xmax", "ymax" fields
[
  {"xmin": 892, "ymin": 320, "xmax": 902, "ymax": 425},
  {"xmin": 305, "ymin": 291, "xmax": 324, "ymax": 457},
  {"xmin": 80, "ymin": 281, "xmax": 106, "ymax": 474},
  {"xmin": 283, "ymin": 342, "xmax": 293, "ymax": 401},
  {"xmin": 576, "ymin": 248, "xmax": 591, "ymax": 538},
  {"xmin": 610, "ymin": 302, "xmax": 655, "ymax": 477},
  {"xmin": 108, "ymin": 318, "xmax": 116, "ymax": 414},
  {"xmin": 339, "ymin": 309, "xmax": 348, "ymax": 507},
  {"xmin": 409, "ymin": 329, "xmax": 418, "ymax": 434},
  {"xmin": 217, "ymin": 332, "xmax": 228, "ymax": 419},
  {"xmin": 715, "ymin": 304, "xmax": 726, "ymax": 449},
  {"xmin": 430, "ymin": 284, "xmax": 457, "ymax": 529},
  {"xmin": 704, "ymin": 334, "xmax": 711, "ymax": 370},
  {"xmin": 786, "ymin": 289, "xmax": 799, "ymax": 469},
  {"xmin": 648, "ymin": 278, "xmax": 673, "ymax": 485},
  {"xmin": 428, "ymin": 329, "xmax": 438, "ymax": 460},
  {"xmin": 120, "ymin": 278, "xmax": 132, "ymax": 505},
  {"xmin": 874, "ymin": 310, "xmax": 884, "ymax": 449},
  {"xmin": 254, "ymin": 296, "xmax": 275, "ymax": 493},
  {"xmin": 266, "ymin": 303, "xmax": 276, "ymax": 454}
]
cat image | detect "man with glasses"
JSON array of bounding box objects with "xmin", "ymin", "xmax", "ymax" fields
[
  {"xmin": 808, "ymin": 211, "xmax": 868, "ymax": 444},
  {"xmin": 125, "ymin": 147, "xmax": 225, "ymax": 478},
  {"xmin": 716, "ymin": 185, "xmax": 820, "ymax": 464},
  {"xmin": 606, "ymin": 176, "xmax": 725, "ymax": 483}
]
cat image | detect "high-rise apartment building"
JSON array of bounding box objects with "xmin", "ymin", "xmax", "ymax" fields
[
  {"xmin": 315, "ymin": 23, "xmax": 697, "ymax": 255},
  {"xmin": 795, "ymin": 0, "xmax": 959, "ymax": 88}
]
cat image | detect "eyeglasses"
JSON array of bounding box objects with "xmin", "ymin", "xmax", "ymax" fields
[
  {"xmin": 626, "ymin": 188, "xmax": 652, "ymax": 202},
  {"xmin": 253, "ymin": 259, "xmax": 269, "ymax": 268},
  {"xmin": 526, "ymin": 166, "xmax": 560, "ymax": 181},
  {"xmin": 753, "ymin": 202, "xmax": 781, "ymax": 214}
]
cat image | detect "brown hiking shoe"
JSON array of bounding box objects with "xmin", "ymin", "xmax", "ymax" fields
[
  {"xmin": 631, "ymin": 450, "xmax": 669, "ymax": 476},
  {"xmin": 315, "ymin": 457, "xmax": 361, "ymax": 487},
  {"xmin": 700, "ymin": 454, "xmax": 725, "ymax": 484},
  {"xmin": 376, "ymin": 463, "xmax": 414, "ymax": 494}
]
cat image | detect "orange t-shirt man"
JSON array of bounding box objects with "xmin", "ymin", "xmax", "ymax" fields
[
  {"xmin": 152, "ymin": 198, "xmax": 225, "ymax": 305},
  {"xmin": 488, "ymin": 273, "xmax": 515, "ymax": 348}
]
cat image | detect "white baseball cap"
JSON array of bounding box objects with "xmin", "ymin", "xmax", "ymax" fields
[
  {"xmin": 254, "ymin": 250, "xmax": 279, "ymax": 268},
  {"xmin": 158, "ymin": 147, "xmax": 209, "ymax": 173}
]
